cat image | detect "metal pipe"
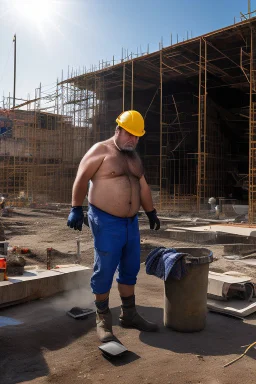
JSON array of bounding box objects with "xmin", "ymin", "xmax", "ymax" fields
[
  {"xmin": 131, "ymin": 61, "xmax": 134, "ymax": 109},
  {"xmin": 249, "ymin": 28, "xmax": 253, "ymax": 223},
  {"xmin": 76, "ymin": 238, "xmax": 81, "ymax": 264},
  {"xmin": 197, "ymin": 39, "xmax": 202, "ymax": 212},
  {"xmin": 123, "ymin": 64, "xmax": 126, "ymax": 111},
  {"xmin": 203, "ymin": 38, "xmax": 207, "ymax": 201},
  {"xmin": 47, "ymin": 248, "xmax": 52, "ymax": 270},
  {"xmin": 13, "ymin": 34, "xmax": 16, "ymax": 108},
  {"xmin": 160, "ymin": 49, "xmax": 163, "ymax": 210}
]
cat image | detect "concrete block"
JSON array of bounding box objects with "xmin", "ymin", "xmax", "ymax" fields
[
  {"xmin": 166, "ymin": 229, "xmax": 217, "ymax": 244},
  {"xmin": 165, "ymin": 228, "xmax": 256, "ymax": 245},
  {"xmin": 215, "ymin": 232, "xmax": 249, "ymax": 244},
  {"xmin": 0, "ymin": 265, "xmax": 92, "ymax": 308},
  {"xmin": 223, "ymin": 243, "xmax": 256, "ymax": 255}
]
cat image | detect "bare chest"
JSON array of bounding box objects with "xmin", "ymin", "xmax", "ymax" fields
[{"xmin": 96, "ymin": 153, "xmax": 143, "ymax": 179}]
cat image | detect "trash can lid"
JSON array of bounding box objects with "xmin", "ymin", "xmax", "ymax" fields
[{"xmin": 175, "ymin": 248, "xmax": 213, "ymax": 264}]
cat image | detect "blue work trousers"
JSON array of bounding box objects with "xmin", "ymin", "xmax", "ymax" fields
[{"xmin": 88, "ymin": 204, "xmax": 141, "ymax": 294}]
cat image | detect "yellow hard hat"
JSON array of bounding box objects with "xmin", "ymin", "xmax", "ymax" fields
[{"xmin": 116, "ymin": 110, "xmax": 145, "ymax": 137}]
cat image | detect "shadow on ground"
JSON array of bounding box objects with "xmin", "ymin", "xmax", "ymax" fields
[
  {"xmin": 135, "ymin": 305, "xmax": 256, "ymax": 358},
  {"xmin": 0, "ymin": 291, "xmax": 95, "ymax": 384},
  {"xmin": 1, "ymin": 301, "xmax": 255, "ymax": 383}
]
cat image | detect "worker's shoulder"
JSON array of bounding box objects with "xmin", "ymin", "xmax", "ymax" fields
[
  {"xmin": 89, "ymin": 139, "xmax": 114, "ymax": 154},
  {"xmin": 88, "ymin": 140, "xmax": 110, "ymax": 155}
]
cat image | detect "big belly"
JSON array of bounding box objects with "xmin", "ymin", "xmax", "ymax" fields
[{"xmin": 88, "ymin": 176, "xmax": 141, "ymax": 217}]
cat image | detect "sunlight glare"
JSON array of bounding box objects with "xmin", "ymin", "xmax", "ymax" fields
[{"xmin": 11, "ymin": 0, "xmax": 58, "ymax": 27}]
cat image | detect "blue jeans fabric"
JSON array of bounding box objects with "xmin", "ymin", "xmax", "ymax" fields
[{"xmin": 88, "ymin": 204, "xmax": 141, "ymax": 294}]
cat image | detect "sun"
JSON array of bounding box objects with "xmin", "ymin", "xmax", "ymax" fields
[{"xmin": 9, "ymin": 0, "xmax": 59, "ymax": 28}]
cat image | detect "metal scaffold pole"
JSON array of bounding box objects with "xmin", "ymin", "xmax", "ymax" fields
[
  {"xmin": 160, "ymin": 48, "xmax": 163, "ymax": 210},
  {"xmin": 13, "ymin": 34, "xmax": 16, "ymax": 108},
  {"xmin": 123, "ymin": 64, "xmax": 126, "ymax": 111},
  {"xmin": 131, "ymin": 60, "xmax": 134, "ymax": 109}
]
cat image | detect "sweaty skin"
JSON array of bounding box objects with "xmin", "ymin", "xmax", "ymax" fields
[{"xmin": 72, "ymin": 129, "xmax": 154, "ymax": 217}]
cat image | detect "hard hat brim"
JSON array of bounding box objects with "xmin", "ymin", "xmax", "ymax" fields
[{"xmin": 116, "ymin": 118, "xmax": 146, "ymax": 137}]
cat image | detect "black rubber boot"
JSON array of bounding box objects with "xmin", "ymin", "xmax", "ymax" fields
[
  {"xmin": 96, "ymin": 309, "xmax": 114, "ymax": 342},
  {"xmin": 119, "ymin": 295, "xmax": 158, "ymax": 332}
]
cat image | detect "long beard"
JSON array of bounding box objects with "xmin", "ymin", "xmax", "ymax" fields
[{"xmin": 121, "ymin": 149, "xmax": 137, "ymax": 159}]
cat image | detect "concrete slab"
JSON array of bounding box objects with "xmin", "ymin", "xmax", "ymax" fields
[
  {"xmin": 223, "ymin": 243, "xmax": 256, "ymax": 255},
  {"xmin": 209, "ymin": 271, "xmax": 252, "ymax": 285},
  {"xmin": 236, "ymin": 259, "xmax": 256, "ymax": 267},
  {"xmin": 179, "ymin": 224, "xmax": 255, "ymax": 237},
  {"xmin": 207, "ymin": 298, "xmax": 256, "ymax": 318},
  {"xmin": 165, "ymin": 228, "xmax": 217, "ymax": 243},
  {"xmin": 0, "ymin": 265, "xmax": 92, "ymax": 308}
]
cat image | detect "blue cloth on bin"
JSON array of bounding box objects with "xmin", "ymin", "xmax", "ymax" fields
[{"xmin": 145, "ymin": 247, "xmax": 188, "ymax": 280}]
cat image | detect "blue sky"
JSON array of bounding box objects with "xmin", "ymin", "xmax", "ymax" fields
[{"xmin": 0, "ymin": 0, "xmax": 255, "ymax": 105}]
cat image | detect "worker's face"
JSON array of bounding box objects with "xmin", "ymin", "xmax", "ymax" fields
[{"xmin": 115, "ymin": 128, "xmax": 139, "ymax": 151}]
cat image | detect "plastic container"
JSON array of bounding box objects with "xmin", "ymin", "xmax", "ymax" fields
[
  {"xmin": 0, "ymin": 257, "xmax": 7, "ymax": 280},
  {"xmin": 164, "ymin": 248, "xmax": 213, "ymax": 332}
]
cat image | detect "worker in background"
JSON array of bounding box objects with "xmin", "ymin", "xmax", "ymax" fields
[
  {"xmin": 67, "ymin": 110, "xmax": 160, "ymax": 342},
  {"xmin": 0, "ymin": 197, "xmax": 5, "ymax": 210}
]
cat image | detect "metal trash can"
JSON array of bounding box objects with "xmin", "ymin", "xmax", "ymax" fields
[{"xmin": 164, "ymin": 248, "xmax": 213, "ymax": 332}]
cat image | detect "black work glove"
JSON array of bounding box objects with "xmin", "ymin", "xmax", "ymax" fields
[
  {"xmin": 145, "ymin": 208, "xmax": 160, "ymax": 230},
  {"xmin": 67, "ymin": 206, "xmax": 85, "ymax": 231}
]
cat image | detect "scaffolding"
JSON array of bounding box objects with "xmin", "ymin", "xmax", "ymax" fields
[
  {"xmin": 0, "ymin": 106, "xmax": 85, "ymax": 205},
  {"xmin": 1, "ymin": 12, "xmax": 256, "ymax": 221}
]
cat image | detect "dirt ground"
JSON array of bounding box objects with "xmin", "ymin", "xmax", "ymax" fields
[
  {"xmin": 1, "ymin": 208, "xmax": 256, "ymax": 279},
  {"xmin": 0, "ymin": 208, "xmax": 256, "ymax": 384}
]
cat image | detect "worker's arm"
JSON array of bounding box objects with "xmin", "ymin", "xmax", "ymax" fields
[
  {"xmin": 67, "ymin": 144, "xmax": 106, "ymax": 230},
  {"xmin": 72, "ymin": 143, "xmax": 105, "ymax": 206},
  {"xmin": 140, "ymin": 175, "xmax": 160, "ymax": 230},
  {"xmin": 140, "ymin": 175, "xmax": 154, "ymax": 212}
]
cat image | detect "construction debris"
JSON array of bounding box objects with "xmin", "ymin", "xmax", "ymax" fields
[
  {"xmin": 98, "ymin": 341, "xmax": 128, "ymax": 359},
  {"xmin": 67, "ymin": 307, "xmax": 95, "ymax": 320},
  {"xmin": 207, "ymin": 298, "xmax": 256, "ymax": 318},
  {"xmin": 207, "ymin": 271, "xmax": 256, "ymax": 318},
  {"xmin": 208, "ymin": 271, "xmax": 255, "ymax": 301},
  {"xmin": 6, "ymin": 254, "xmax": 26, "ymax": 276},
  {"xmin": 224, "ymin": 341, "xmax": 256, "ymax": 368}
]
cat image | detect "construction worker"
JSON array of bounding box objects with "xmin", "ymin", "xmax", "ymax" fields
[
  {"xmin": 67, "ymin": 110, "xmax": 160, "ymax": 342},
  {"xmin": 0, "ymin": 197, "xmax": 5, "ymax": 210}
]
